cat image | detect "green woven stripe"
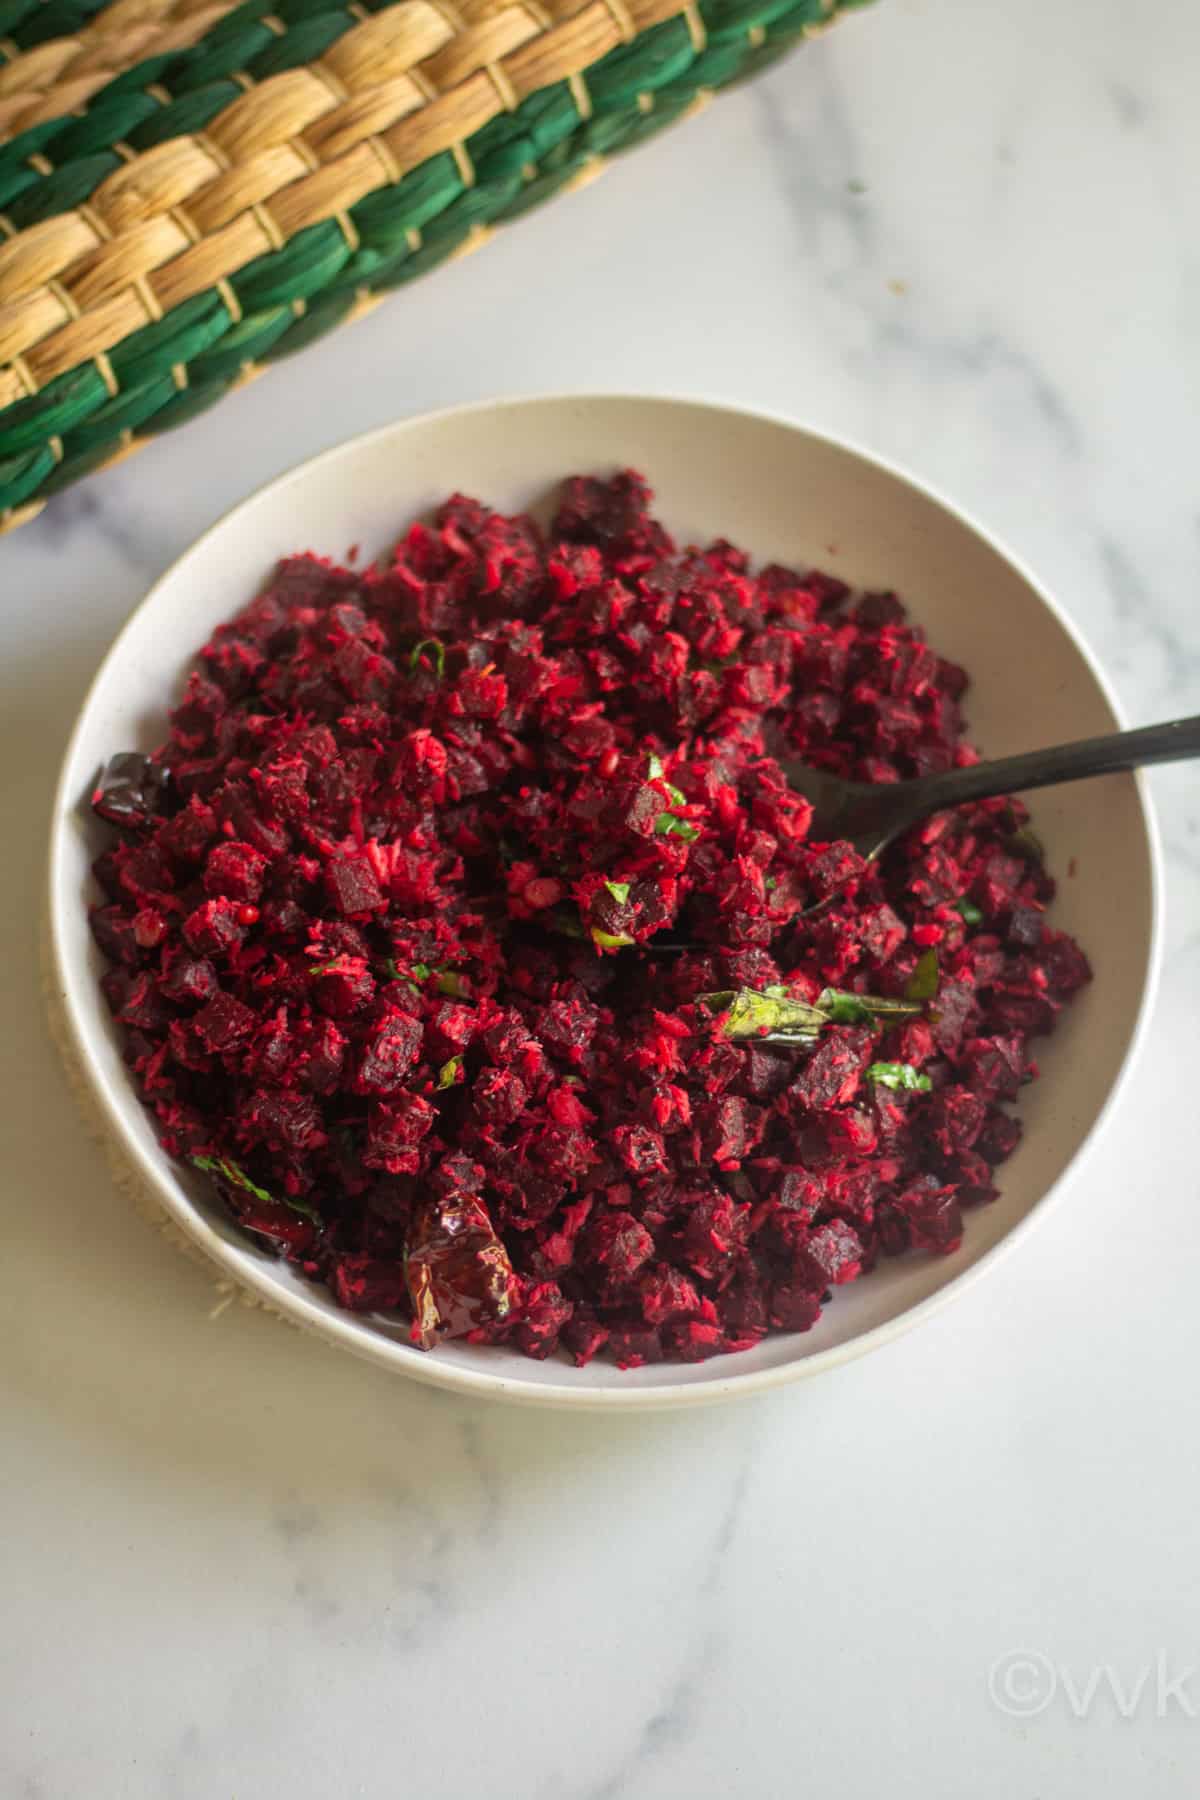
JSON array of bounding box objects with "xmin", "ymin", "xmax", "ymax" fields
[
  {"xmin": 127, "ymin": 82, "xmax": 244, "ymax": 152},
  {"xmin": 0, "ymin": 0, "xmax": 373, "ymax": 179},
  {"xmin": 0, "ymin": 149, "xmax": 122, "ymax": 221},
  {"xmin": 0, "ymin": 0, "xmax": 870, "ymax": 515},
  {"xmin": 0, "ymin": 0, "xmax": 109, "ymax": 57},
  {"xmin": 0, "ymin": 364, "xmax": 111, "ymax": 454},
  {"xmin": 0, "ymin": 0, "xmax": 821, "ymax": 206},
  {"xmin": 108, "ymin": 291, "xmax": 234, "ymax": 388}
]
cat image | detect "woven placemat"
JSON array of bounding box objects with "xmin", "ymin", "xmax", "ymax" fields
[{"xmin": 0, "ymin": 0, "xmax": 873, "ymax": 529}]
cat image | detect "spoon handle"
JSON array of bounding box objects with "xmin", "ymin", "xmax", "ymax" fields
[{"xmin": 918, "ymin": 713, "xmax": 1200, "ymax": 811}]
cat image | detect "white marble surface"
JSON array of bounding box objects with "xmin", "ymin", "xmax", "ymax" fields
[{"xmin": 3, "ymin": 0, "xmax": 1198, "ymax": 1793}]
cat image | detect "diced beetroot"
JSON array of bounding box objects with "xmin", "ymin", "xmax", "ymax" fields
[
  {"xmin": 663, "ymin": 1320, "xmax": 725, "ymax": 1361},
  {"xmin": 561, "ymin": 1315, "xmax": 611, "ymax": 1367},
  {"xmin": 159, "ymin": 955, "xmax": 218, "ymax": 1006},
  {"xmin": 513, "ymin": 1280, "xmax": 573, "ymax": 1359},
  {"xmin": 788, "ymin": 1033, "xmax": 865, "ymax": 1110},
  {"xmin": 313, "ymin": 962, "xmax": 375, "ymax": 1018},
  {"xmin": 607, "ymin": 1323, "xmax": 664, "ymax": 1369},
  {"xmin": 245, "ymin": 1089, "xmax": 328, "ymax": 1155},
  {"xmin": 894, "ymin": 1176, "xmax": 964, "ymax": 1253},
  {"xmin": 330, "ymin": 1254, "xmax": 409, "ymax": 1313},
  {"xmin": 182, "ymin": 897, "xmax": 244, "ymax": 957},
  {"xmin": 612, "ymin": 1123, "xmax": 669, "ymax": 1176},
  {"xmin": 192, "ymin": 991, "xmax": 256, "ymax": 1052},
  {"xmin": 792, "ymin": 1221, "xmax": 864, "ymax": 1291},
  {"xmin": 116, "ymin": 971, "xmax": 169, "ymax": 1032},
  {"xmin": 585, "ymin": 1210, "xmax": 654, "ymax": 1282},
  {"xmin": 295, "ymin": 1016, "xmax": 348, "ymax": 1093},
  {"xmin": 472, "ymin": 1067, "xmax": 528, "ymax": 1127},
  {"xmin": 85, "ymin": 469, "xmax": 1088, "ymax": 1368},
  {"xmin": 769, "ymin": 1285, "xmax": 824, "ymax": 1332},
  {"xmin": 354, "ymin": 1010, "xmax": 424, "ymax": 1094},
  {"xmin": 366, "ymin": 1093, "xmax": 436, "ymax": 1172},
  {"xmin": 203, "ymin": 840, "xmax": 267, "ymax": 903},
  {"xmin": 90, "ymin": 904, "xmax": 145, "ymax": 967},
  {"xmin": 638, "ymin": 1264, "xmax": 701, "ymax": 1326},
  {"xmin": 327, "ymin": 856, "xmax": 385, "ymax": 917}
]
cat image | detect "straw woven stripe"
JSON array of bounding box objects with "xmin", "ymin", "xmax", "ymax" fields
[{"xmin": 0, "ymin": 0, "xmax": 871, "ymax": 525}]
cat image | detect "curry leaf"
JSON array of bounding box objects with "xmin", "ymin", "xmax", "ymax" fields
[
  {"xmin": 191, "ymin": 1155, "xmax": 319, "ymax": 1221},
  {"xmin": 654, "ymin": 815, "xmax": 701, "ymax": 842},
  {"xmin": 816, "ymin": 989, "xmax": 873, "ymax": 1025},
  {"xmin": 409, "ymin": 638, "xmax": 445, "ymax": 679},
  {"xmin": 866, "ymin": 1062, "xmax": 932, "ymax": 1092},
  {"xmin": 707, "ymin": 989, "xmax": 828, "ymax": 1040},
  {"xmin": 905, "ymin": 947, "xmax": 940, "ymax": 1002},
  {"xmin": 816, "ymin": 987, "xmax": 924, "ymax": 1025}
]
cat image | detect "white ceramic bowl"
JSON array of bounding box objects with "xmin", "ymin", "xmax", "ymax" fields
[{"xmin": 47, "ymin": 395, "xmax": 1161, "ymax": 1409}]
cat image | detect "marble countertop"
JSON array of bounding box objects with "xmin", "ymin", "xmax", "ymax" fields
[{"xmin": 3, "ymin": 0, "xmax": 1198, "ymax": 1793}]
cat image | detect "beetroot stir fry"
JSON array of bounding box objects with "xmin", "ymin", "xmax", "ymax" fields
[{"xmin": 88, "ymin": 472, "xmax": 1090, "ymax": 1368}]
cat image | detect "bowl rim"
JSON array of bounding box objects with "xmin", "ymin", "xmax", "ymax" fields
[{"xmin": 46, "ymin": 391, "xmax": 1165, "ymax": 1410}]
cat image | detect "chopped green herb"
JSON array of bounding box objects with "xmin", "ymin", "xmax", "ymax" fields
[
  {"xmin": 547, "ymin": 910, "xmax": 587, "ymax": 941},
  {"xmin": 191, "ymin": 1156, "xmax": 319, "ymax": 1221},
  {"xmin": 1008, "ymin": 824, "xmax": 1045, "ymax": 865},
  {"xmin": 699, "ymin": 989, "xmax": 735, "ymax": 1009},
  {"xmin": 705, "ymin": 988, "xmax": 827, "ymax": 1041},
  {"xmin": 379, "ymin": 958, "xmax": 465, "ymax": 996},
  {"xmin": 591, "ymin": 927, "xmax": 635, "ymax": 950},
  {"xmin": 817, "ymin": 989, "xmax": 873, "ymax": 1025},
  {"xmin": 603, "ymin": 879, "xmax": 632, "ymax": 905},
  {"xmin": 309, "ymin": 960, "xmax": 341, "ymax": 976},
  {"xmin": 436, "ymin": 1055, "xmax": 463, "ymax": 1090},
  {"xmin": 866, "ymin": 1062, "xmax": 933, "ymax": 1092},
  {"xmin": 654, "ymin": 815, "xmax": 701, "ymax": 842},
  {"xmin": 953, "ymin": 898, "xmax": 984, "ymax": 926},
  {"xmin": 409, "ymin": 638, "xmax": 445, "ymax": 679},
  {"xmin": 192, "ymin": 1154, "xmax": 272, "ymax": 1202},
  {"xmin": 378, "ymin": 957, "xmax": 420, "ymax": 993},
  {"xmin": 765, "ymin": 876, "xmax": 778, "ymax": 891},
  {"xmin": 646, "ymin": 752, "xmax": 686, "ymax": 806},
  {"xmin": 816, "ymin": 987, "xmax": 923, "ymax": 1025},
  {"xmin": 702, "ymin": 984, "xmax": 927, "ymax": 1042},
  {"xmin": 905, "ymin": 947, "xmax": 940, "ymax": 1002}
]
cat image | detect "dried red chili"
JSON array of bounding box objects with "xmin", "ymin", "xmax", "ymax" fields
[{"xmin": 88, "ymin": 472, "xmax": 1090, "ymax": 1366}]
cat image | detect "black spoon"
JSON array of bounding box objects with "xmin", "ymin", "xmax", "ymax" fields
[
  {"xmin": 779, "ymin": 712, "xmax": 1200, "ymax": 860},
  {"xmin": 641, "ymin": 713, "xmax": 1197, "ymax": 950}
]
